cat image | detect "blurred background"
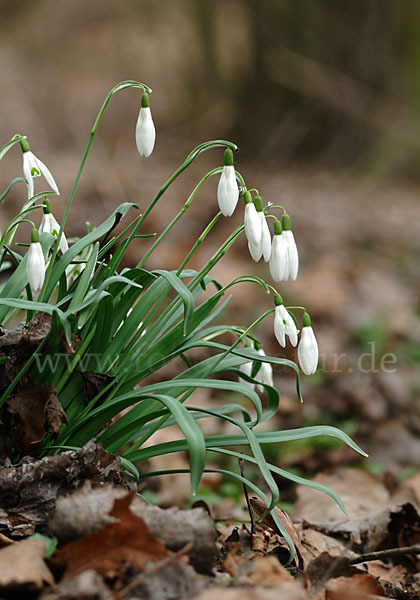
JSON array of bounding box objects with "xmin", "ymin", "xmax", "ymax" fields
[{"xmin": 1, "ymin": 0, "xmax": 420, "ymax": 503}]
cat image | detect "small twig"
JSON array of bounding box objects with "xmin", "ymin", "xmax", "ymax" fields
[
  {"xmin": 350, "ymin": 544, "xmax": 420, "ymax": 565},
  {"xmin": 238, "ymin": 458, "xmax": 256, "ymax": 537}
]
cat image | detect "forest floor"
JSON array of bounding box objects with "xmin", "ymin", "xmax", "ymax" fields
[{"xmin": 0, "ymin": 166, "xmax": 420, "ymax": 599}]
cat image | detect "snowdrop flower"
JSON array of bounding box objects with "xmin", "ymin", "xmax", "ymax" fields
[
  {"xmin": 243, "ymin": 191, "xmax": 262, "ymax": 246},
  {"xmin": 255, "ymin": 347, "xmax": 273, "ymax": 393},
  {"xmin": 248, "ymin": 195, "xmax": 271, "ymax": 262},
  {"xmin": 238, "ymin": 360, "xmax": 255, "ymax": 391},
  {"xmin": 26, "ymin": 228, "xmax": 45, "ymax": 295},
  {"xmin": 66, "ymin": 243, "xmax": 93, "ymax": 286},
  {"xmin": 217, "ymin": 148, "xmax": 239, "ymax": 217},
  {"xmin": 21, "ymin": 139, "xmax": 59, "ymax": 200},
  {"xmin": 269, "ymin": 221, "xmax": 289, "ymax": 282},
  {"xmin": 135, "ymin": 92, "xmax": 156, "ymax": 157},
  {"xmin": 39, "ymin": 199, "xmax": 68, "ymax": 253},
  {"xmin": 273, "ymin": 294, "xmax": 298, "ymax": 348},
  {"xmin": 282, "ymin": 213, "xmax": 299, "ymax": 281},
  {"xmin": 298, "ymin": 312, "xmax": 318, "ymax": 375}
]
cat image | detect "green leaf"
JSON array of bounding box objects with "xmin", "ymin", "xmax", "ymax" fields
[
  {"xmin": 29, "ymin": 534, "xmax": 57, "ymax": 558},
  {"xmin": 153, "ymin": 270, "xmax": 194, "ymax": 335},
  {"xmin": 41, "ymin": 203, "xmax": 139, "ymax": 301},
  {"xmin": 208, "ymin": 447, "xmax": 348, "ymax": 515},
  {"xmin": 124, "ymin": 424, "xmax": 367, "ymax": 462}
]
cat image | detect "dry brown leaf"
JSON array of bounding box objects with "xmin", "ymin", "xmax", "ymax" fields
[
  {"xmin": 195, "ymin": 583, "xmax": 309, "ymax": 600},
  {"xmin": 120, "ymin": 560, "xmax": 206, "ymax": 600},
  {"xmin": 250, "ymin": 496, "xmax": 304, "ymax": 570},
  {"xmin": 0, "ymin": 538, "xmax": 54, "ymax": 591},
  {"xmin": 50, "ymin": 485, "xmax": 217, "ymax": 573},
  {"xmin": 324, "ymin": 573, "xmax": 385, "ymax": 599},
  {"xmin": 299, "ymin": 524, "xmax": 356, "ymax": 564},
  {"xmin": 364, "ymin": 560, "xmax": 406, "ymax": 587},
  {"xmin": 43, "ymin": 569, "xmax": 114, "ymax": 600},
  {"xmin": 293, "ymin": 469, "xmax": 390, "ymax": 523},
  {"xmin": 81, "ymin": 370, "xmax": 115, "ymax": 408},
  {"xmin": 7, "ymin": 381, "xmax": 67, "ymax": 450},
  {"xmin": 0, "ymin": 442, "xmax": 134, "ymax": 538},
  {"xmin": 57, "ymin": 491, "xmax": 171, "ymax": 580},
  {"xmin": 396, "ymin": 472, "xmax": 420, "ymax": 508},
  {"xmin": 237, "ymin": 555, "xmax": 294, "ymax": 587}
]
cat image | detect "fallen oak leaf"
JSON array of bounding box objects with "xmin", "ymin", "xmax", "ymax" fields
[{"xmin": 56, "ymin": 491, "xmax": 170, "ymax": 580}]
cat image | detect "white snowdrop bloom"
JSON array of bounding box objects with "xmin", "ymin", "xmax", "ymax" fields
[
  {"xmin": 260, "ymin": 213, "xmax": 272, "ymax": 262},
  {"xmin": 244, "ymin": 192, "xmax": 262, "ymax": 246},
  {"xmin": 21, "ymin": 139, "xmax": 59, "ymax": 199},
  {"xmin": 238, "ymin": 360, "xmax": 255, "ymax": 391},
  {"xmin": 273, "ymin": 296, "xmax": 298, "ymax": 348},
  {"xmin": 248, "ymin": 195, "xmax": 271, "ymax": 262},
  {"xmin": 282, "ymin": 213, "xmax": 299, "ymax": 281},
  {"xmin": 255, "ymin": 348, "xmax": 273, "ymax": 393},
  {"xmin": 26, "ymin": 229, "xmax": 45, "ymax": 295},
  {"xmin": 39, "ymin": 199, "xmax": 68, "ymax": 253},
  {"xmin": 135, "ymin": 92, "xmax": 156, "ymax": 158},
  {"xmin": 217, "ymin": 149, "xmax": 239, "ymax": 217},
  {"xmin": 269, "ymin": 221, "xmax": 289, "ymax": 282},
  {"xmin": 66, "ymin": 244, "xmax": 92, "ymax": 287},
  {"xmin": 298, "ymin": 313, "xmax": 319, "ymax": 375}
]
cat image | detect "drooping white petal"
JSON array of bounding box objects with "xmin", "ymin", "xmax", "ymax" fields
[
  {"xmin": 35, "ymin": 156, "xmax": 60, "ymax": 195},
  {"xmin": 22, "ymin": 151, "xmax": 37, "ymax": 199},
  {"xmin": 274, "ymin": 305, "xmax": 286, "ymax": 348},
  {"xmin": 39, "ymin": 213, "xmax": 68, "ymax": 253},
  {"xmin": 244, "ymin": 203, "xmax": 262, "ymax": 246},
  {"xmin": 298, "ymin": 326, "xmax": 319, "ymax": 375},
  {"xmin": 217, "ymin": 165, "xmax": 239, "ymax": 217},
  {"xmin": 269, "ymin": 234, "xmax": 289, "ymax": 282},
  {"xmin": 247, "ymin": 213, "xmax": 271, "ymax": 263},
  {"xmin": 284, "ymin": 230, "xmax": 299, "ymax": 280},
  {"xmin": 26, "ymin": 242, "xmax": 45, "ymax": 294},
  {"xmin": 238, "ymin": 360, "xmax": 255, "ymax": 390},
  {"xmin": 135, "ymin": 106, "xmax": 156, "ymax": 157},
  {"xmin": 260, "ymin": 213, "xmax": 272, "ymax": 262},
  {"xmin": 278, "ymin": 304, "xmax": 298, "ymax": 347},
  {"xmin": 22, "ymin": 150, "xmax": 59, "ymax": 198},
  {"xmin": 248, "ymin": 240, "xmax": 262, "ymax": 262},
  {"xmin": 255, "ymin": 348, "xmax": 273, "ymax": 392}
]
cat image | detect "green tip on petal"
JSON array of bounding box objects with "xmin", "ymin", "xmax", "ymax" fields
[
  {"xmin": 274, "ymin": 293, "xmax": 283, "ymax": 306},
  {"xmin": 31, "ymin": 228, "xmax": 40, "ymax": 243},
  {"xmin": 141, "ymin": 92, "xmax": 149, "ymax": 108},
  {"xmin": 273, "ymin": 220, "xmax": 282, "ymax": 236},
  {"xmin": 243, "ymin": 190, "xmax": 252, "ymax": 204},
  {"xmin": 282, "ymin": 213, "xmax": 292, "ymax": 231},
  {"xmin": 254, "ymin": 195, "xmax": 263, "ymax": 212},
  {"xmin": 223, "ymin": 148, "xmax": 234, "ymax": 166},
  {"xmin": 43, "ymin": 198, "xmax": 52, "ymax": 214},
  {"xmin": 20, "ymin": 139, "xmax": 30, "ymax": 153},
  {"xmin": 302, "ymin": 312, "xmax": 311, "ymax": 327}
]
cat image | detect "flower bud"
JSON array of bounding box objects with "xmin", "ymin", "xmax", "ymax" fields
[{"xmin": 136, "ymin": 92, "xmax": 156, "ymax": 158}]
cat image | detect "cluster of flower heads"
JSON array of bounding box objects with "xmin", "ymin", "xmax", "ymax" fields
[
  {"xmin": 22, "ymin": 91, "xmax": 156, "ymax": 295},
  {"xmin": 217, "ymin": 148, "xmax": 318, "ymax": 377},
  {"xmin": 20, "ymin": 88, "xmax": 317, "ymax": 378}
]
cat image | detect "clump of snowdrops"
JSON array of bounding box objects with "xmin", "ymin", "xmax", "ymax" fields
[{"xmin": 0, "ymin": 81, "xmax": 366, "ymax": 558}]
